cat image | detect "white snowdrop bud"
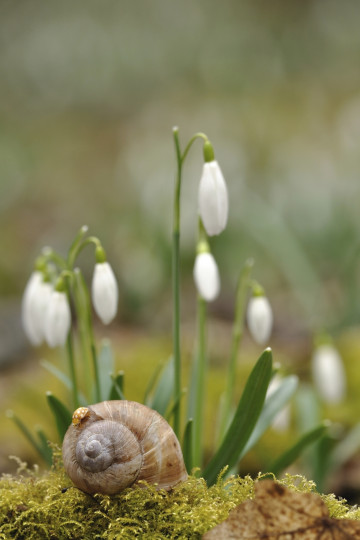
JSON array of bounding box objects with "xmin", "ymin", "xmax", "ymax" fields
[
  {"xmin": 193, "ymin": 252, "xmax": 220, "ymax": 302},
  {"xmin": 92, "ymin": 260, "xmax": 118, "ymax": 324},
  {"xmin": 198, "ymin": 151, "xmax": 229, "ymax": 237},
  {"xmin": 22, "ymin": 271, "xmax": 52, "ymax": 346},
  {"xmin": 44, "ymin": 290, "xmax": 71, "ymax": 348},
  {"xmin": 247, "ymin": 295, "xmax": 273, "ymax": 345},
  {"xmin": 312, "ymin": 344, "xmax": 346, "ymax": 404}
]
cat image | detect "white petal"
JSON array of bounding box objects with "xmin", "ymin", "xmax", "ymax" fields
[
  {"xmin": 44, "ymin": 291, "xmax": 71, "ymax": 347},
  {"xmin": 22, "ymin": 271, "xmax": 44, "ymax": 345},
  {"xmin": 91, "ymin": 262, "xmax": 118, "ymax": 324},
  {"xmin": 193, "ymin": 252, "xmax": 220, "ymax": 302},
  {"xmin": 198, "ymin": 161, "xmax": 229, "ymax": 236},
  {"xmin": 247, "ymin": 296, "xmax": 273, "ymax": 345},
  {"xmin": 312, "ymin": 345, "xmax": 346, "ymax": 404}
]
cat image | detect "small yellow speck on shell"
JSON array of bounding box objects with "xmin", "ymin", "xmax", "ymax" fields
[{"xmin": 72, "ymin": 407, "xmax": 90, "ymax": 426}]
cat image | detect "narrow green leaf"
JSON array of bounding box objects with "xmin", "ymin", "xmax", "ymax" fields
[
  {"xmin": 35, "ymin": 427, "xmax": 53, "ymax": 466},
  {"xmin": 165, "ymin": 388, "xmax": 187, "ymax": 422},
  {"xmin": 329, "ymin": 423, "xmax": 360, "ymax": 471},
  {"xmin": 203, "ymin": 348, "xmax": 273, "ymax": 486},
  {"xmin": 40, "ymin": 360, "xmax": 72, "ymax": 390},
  {"xmin": 268, "ymin": 423, "xmax": 328, "ymax": 476},
  {"xmin": 46, "ymin": 392, "xmax": 72, "ymax": 440},
  {"xmin": 143, "ymin": 363, "xmax": 163, "ymax": 406},
  {"xmin": 295, "ymin": 383, "xmax": 321, "ymax": 432},
  {"xmin": 182, "ymin": 418, "xmax": 194, "ymax": 473},
  {"xmin": 98, "ymin": 339, "xmax": 115, "ymax": 401},
  {"xmin": 239, "ymin": 375, "xmax": 298, "ymax": 459},
  {"xmin": 149, "ymin": 356, "xmax": 174, "ymax": 417},
  {"xmin": 109, "ymin": 372, "xmax": 125, "ymax": 401},
  {"xmin": 6, "ymin": 410, "xmax": 51, "ymax": 464}
]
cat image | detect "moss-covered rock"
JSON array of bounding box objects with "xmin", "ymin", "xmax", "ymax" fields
[{"xmin": 1, "ymin": 452, "xmax": 360, "ymax": 539}]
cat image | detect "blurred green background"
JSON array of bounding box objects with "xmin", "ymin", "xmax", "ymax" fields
[{"xmin": 1, "ymin": 0, "xmax": 360, "ymax": 497}]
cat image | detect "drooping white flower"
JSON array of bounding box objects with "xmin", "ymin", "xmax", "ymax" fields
[
  {"xmin": 247, "ymin": 295, "xmax": 273, "ymax": 345},
  {"xmin": 92, "ymin": 262, "xmax": 118, "ymax": 324},
  {"xmin": 311, "ymin": 344, "xmax": 346, "ymax": 404},
  {"xmin": 44, "ymin": 291, "xmax": 71, "ymax": 347},
  {"xmin": 193, "ymin": 252, "xmax": 220, "ymax": 302},
  {"xmin": 22, "ymin": 271, "xmax": 52, "ymax": 346},
  {"xmin": 198, "ymin": 160, "xmax": 228, "ymax": 236}
]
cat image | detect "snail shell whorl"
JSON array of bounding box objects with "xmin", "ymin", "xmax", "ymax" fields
[{"xmin": 62, "ymin": 400, "xmax": 188, "ymax": 495}]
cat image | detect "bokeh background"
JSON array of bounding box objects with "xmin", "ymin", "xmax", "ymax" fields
[{"xmin": 1, "ymin": 0, "xmax": 360, "ymax": 499}]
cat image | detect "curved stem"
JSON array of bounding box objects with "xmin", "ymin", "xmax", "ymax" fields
[
  {"xmin": 181, "ymin": 132, "xmax": 208, "ymax": 164},
  {"xmin": 68, "ymin": 236, "xmax": 101, "ymax": 269},
  {"xmin": 41, "ymin": 249, "xmax": 67, "ymax": 271},
  {"xmin": 171, "ymin": 126, "xmax": 210, "ymax": 439}
]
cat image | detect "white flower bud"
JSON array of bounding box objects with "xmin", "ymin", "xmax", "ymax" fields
[
  {"xmin": 247, "ymin": 296, "xmax": 273, "ymax": 345},
  {"xmin": 312, "ymin": 344, "xmax": 346, "ymax": 404},
  {"xmin": 198, "ymin": 161, "xmax": 228, "ymax": 236},
  {"xmin": 44, "ymin": 291, "xmax": 71, "ymax": 347},
  {"xmin": 193, "ymin": 252, "xmax": 220, "ymax": 302},
  {"xmin": 22, "ymin": 271, "xmax": 52, "ymax": 346},
  {"xmin": 91, "ymin": 262, "xmax": 118, "ymax": 324}
]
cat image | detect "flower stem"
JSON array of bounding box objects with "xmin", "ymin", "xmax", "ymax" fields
[
  {"xmin": 171, "ymin": 126, "xmax": 211, "ymax": 438},
  {"xmin": 218, "ymin": 258, "xmax": 254, "ymax": 442},
  {"xmin": 66, "ymin": 330, "xmax": 79, "ymax": 409},
  {"xmin": 192, "ymin": 295, "xmax": 207, "ymax": 468},
  {"xmin": 172, "ymin": 127, "xmax": 182, "ymax": 438},
  {"xmin": 73, "ymin": 268, "xmax": 101, "ymax": 403}
]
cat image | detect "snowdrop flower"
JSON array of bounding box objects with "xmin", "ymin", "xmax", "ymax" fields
[
  {"xmin": 312, "ymin": 344, "xmax": 346, "ymax": 404},
  {"xmin": 44, "ymin": 287, "xmax": 71, "ymax": 347},
  {"xmin": 92, "ymin": 247, "xmax": 118, "ymax": 324},
  {"xmin": 193, "ymin": 251, "xmax": 220, "ymax": 302},
  {"xmin": 198, "ymin": 141, "xmax": 228, "ymax": 236},
  {"xmin": 22, "ymin": 271, "xmax": 52, "ymax": 346},
  {"xmin": 247, "ymin": 295, "xmax": 273, "ymax": 345}
]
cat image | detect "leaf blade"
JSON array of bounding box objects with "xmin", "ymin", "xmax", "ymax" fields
[
  {"xmin": 46, "ymin": 392, "xmax": 72, "ymax": 440},
  {"xmin": 203, "ymin": 348, "xmax": 273, "ymax": 485},
  {"xmin": 239, "ymin": 375, "xmax": 298, "ymax": 459},
  {"xmin": 268, "ymin": 423, "xmax": 328, "ymax": 476}
]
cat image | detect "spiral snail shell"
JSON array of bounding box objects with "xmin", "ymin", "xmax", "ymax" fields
[{"xmin": 62, "ymin": 400, "xmax": 188, "ymax": 495}]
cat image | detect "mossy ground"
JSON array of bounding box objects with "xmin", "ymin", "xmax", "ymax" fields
[{"xmin": 1, "ymin": 451, "xmax": 360, "ymax": 539}]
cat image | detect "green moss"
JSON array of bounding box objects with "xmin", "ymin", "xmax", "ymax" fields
[{"xmin": 1, "ymin": 453, "xmax": 360, "ymax": 539}]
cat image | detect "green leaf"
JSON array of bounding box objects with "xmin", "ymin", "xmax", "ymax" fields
[
  {"xmin": 148, "ymin": 356, "xmax": 174, "ymax": 417},
  {"xmin": 143, "ymin": 363, "xmax": 163, "ymax": 406},
  {"xmin": 268, "ymin": 423, "xmax": 328, "ymax": 476},
  {"xmin": 40, "ymin": 360, "xmax": 72, "ymax": 390},
  {"xmin": 46, "ymin": 392, "xmax": 72, "ymax": 440},
  {"xmin": 239, "ymin": 375, "xmax": 298, "ymax": 459},
  {"xmin": 165, "ymin": 388, "xmax": 187, "ymax": 423},
  {"xmin": 98, "ymin": 339, "xmax": 115, "ymax": 401},
  {"xmin": 109, "ymin": 371, "xmax": 125, "ymax": 400},
  {"xmin": 329, "ymin": 423, "xmax": 360, "ymax": 472},
  {"xmin": 35, "ymin": 427, "xmax": 53, "ymax": 465},
  {"xmin": 182, "ymin": 418, "xmax": 194, "ymax": 473},
  {"xmin": 203, "ymin": 348, "xmax": 273, "ymax": 486},
  {"xmin": 6, "ymin": 410, "xmax": 52, "ymax": 465}
]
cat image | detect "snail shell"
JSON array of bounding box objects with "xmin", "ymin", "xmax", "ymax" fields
[{"xmin": 62, "ymin": 400, "xmax": 188, "ymax": 495}]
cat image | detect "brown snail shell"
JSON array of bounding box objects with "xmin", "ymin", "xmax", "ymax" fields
[{"xmin": 62, "ymin": 400, "xmax": 188, "ymax": 495}]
